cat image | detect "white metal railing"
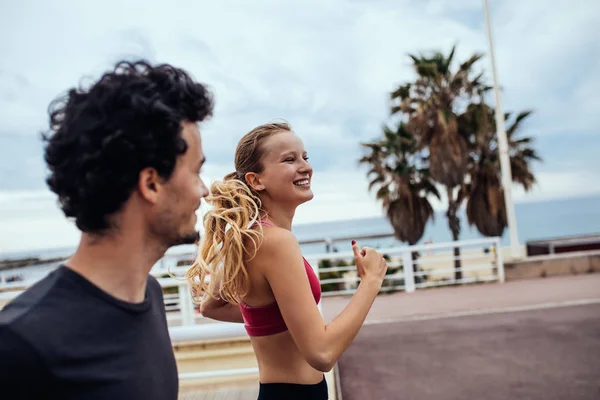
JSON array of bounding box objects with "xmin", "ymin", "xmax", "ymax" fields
[
  {"xmin": 1, "ymin": 236, "xmax": 504, "ymax": 382},
  {"xmin": 308, "ymin": 237, "xmax": 503, "ymax": 297},
  {"xmin": 1, "ymin": 237, "xmax": 504, "ymax": 323},
  {"xmin": 0, "ymin": 231, "xmax": 398, "ymax": 284}
]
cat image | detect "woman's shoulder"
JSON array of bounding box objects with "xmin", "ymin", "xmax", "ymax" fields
[
  {"xmin": 260, "ymin": 225, "xmax": 298, "ymax": 250},
  {"xmin": 250, "ymin": 226, "xmax": 301, "ymax": 266}
]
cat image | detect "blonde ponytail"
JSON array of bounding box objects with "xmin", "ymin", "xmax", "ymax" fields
[{"xmin": 186, "ymin": 172, "xmax": 265, "ymax": 304}]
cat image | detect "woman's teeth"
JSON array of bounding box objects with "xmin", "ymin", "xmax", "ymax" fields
[{"xmin": 294, "ymin": 179, "xmax": 310, "ymax": 186}]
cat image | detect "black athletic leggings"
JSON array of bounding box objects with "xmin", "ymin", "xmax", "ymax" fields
[{"xmin": 257, "ymin": 376, "xmax": 328, "ymax": 399}]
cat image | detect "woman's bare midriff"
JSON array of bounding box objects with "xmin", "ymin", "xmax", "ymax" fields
[{"xmin": 250, "ymin": 329, "xmax": 324, "ymax": 384}]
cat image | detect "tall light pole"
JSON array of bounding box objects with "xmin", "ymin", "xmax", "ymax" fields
[{"xmin": 483, "ymin": 0, "xmax": 521, "ymax": 258}]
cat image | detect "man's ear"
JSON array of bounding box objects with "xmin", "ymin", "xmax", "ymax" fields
[
  {"xmin": 245, "ymin": 172, "xmax": 265, "ymax": 192},
  {"xmin": 138, "ymin": 167, "xmax": 162, "ymax": 203}
]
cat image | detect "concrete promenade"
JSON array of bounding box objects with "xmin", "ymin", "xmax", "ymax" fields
[{"xmin": 330, "ymin": 274, "xmax": 600, "ymax": 400}]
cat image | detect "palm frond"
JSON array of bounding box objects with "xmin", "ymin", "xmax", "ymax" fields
[
  {"xmin": 458, "ymin": 53, "xmax": 484, "ymax": 73},
  {"xmin": 506, "ymin": 110, "xmax": 533, "ymax": 137},
  {"xmin": 369, "ymin": 175, "xmax": 387, "ymax": 191}
]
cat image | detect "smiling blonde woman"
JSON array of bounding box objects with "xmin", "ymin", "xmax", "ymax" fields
[{"xmin": 187, "ymin": 121, "xmax": 388, "ymax": 400}]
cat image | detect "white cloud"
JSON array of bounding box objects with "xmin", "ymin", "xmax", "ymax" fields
[
  {"xmin": 511, "ymin": 170, "xmax": 600, "ymax": 203},
  {"xmin": 0, "ymin": 190, "xmax": 80, "ymax": 254},
  {"xmin": 494, "ymin": 0, "xmax": 600, "ymax": 132},
  {"xmin": 1, "ymin": 0, "xmax": 599, "ymax": 253}
]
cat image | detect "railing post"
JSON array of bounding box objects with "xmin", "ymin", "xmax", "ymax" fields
[
  {"xmin": 402, "ymin": 250, "xmax": 415, "ymax": 293},
  {"xmin": 325, "ymin": 238, "xmax": 333, "ymax": 253},
  {"xmin": 495, "ymin": 238, "xmax": 505, "ymax": 283},
  {"xmin": 178, "ymin": 282, "xmax": 195, "ymax": 325}
]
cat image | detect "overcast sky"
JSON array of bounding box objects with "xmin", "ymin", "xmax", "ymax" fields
[{"xmin": 1, "ymin": 0, "xmax": 599, "ymax": 254}]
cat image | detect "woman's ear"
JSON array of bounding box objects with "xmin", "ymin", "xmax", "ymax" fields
[{"xmin": 245, "ymin": 172, "xmax": 265, "ymax": 192}]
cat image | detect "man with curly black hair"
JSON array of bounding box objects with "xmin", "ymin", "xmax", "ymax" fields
[{"xmin": 0, "ymin": 60, "xmax": 214, "ymax": 399}]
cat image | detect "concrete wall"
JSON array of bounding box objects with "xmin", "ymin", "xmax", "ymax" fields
[
  {"xmin": 505, "ymin": 250, "xmax": 600, "ymax": 280},
  {"xmin": 173, "ymin": 336, "xmax": 338, "ymax": 399},
  {"xmin": 173, "ymin": 336, "xmax": 258, "ymax": 392}
]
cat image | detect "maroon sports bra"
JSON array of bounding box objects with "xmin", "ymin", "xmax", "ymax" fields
[{"xmin": 239, "ymin": 220, "xmax": 321, "ymax": 337}]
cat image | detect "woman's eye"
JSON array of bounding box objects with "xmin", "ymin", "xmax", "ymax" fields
[
  {"xmin": 285, "ymin": 158, "xmax": 294, "ymax": 162},
  {"xmin": 303, "ymin": 156, "xmax": 309, "ymax": 161}
]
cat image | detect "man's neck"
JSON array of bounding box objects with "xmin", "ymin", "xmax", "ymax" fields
[{"xmin": 65, "ymin": 231, "xmax": 166, "ymax": 304}]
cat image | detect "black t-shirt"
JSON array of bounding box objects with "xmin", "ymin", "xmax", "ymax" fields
[{"xmin": 0, "ymin": 265, "xmax": 178, "ymax": 399}]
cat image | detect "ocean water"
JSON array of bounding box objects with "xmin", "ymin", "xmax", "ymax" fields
[
  {"xmin": 291, "ymin": 194, "xmax": 600, "ymax": 254},
  {"xmin": 2, "ymin": 194, "xmax": 599, "ymax": 261}
]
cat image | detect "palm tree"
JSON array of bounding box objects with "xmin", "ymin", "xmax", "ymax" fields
[
  {"xmin": 461, "ymin": 103, "xmax": 541, "ymax": 237},
  {"xmin": 371, "ymin": 45, "xmax": 541, "ymax": 282},
  {"xmin": 360, "ymin": 123, "xmax": 440, "ymax": 283},
  {"xmin": 360, "ymin": 123, "xmax": 439, "ymax": 245},
  {"xmin": 390, "ymin": 45, "xmax": 488, "ymax": 279}
]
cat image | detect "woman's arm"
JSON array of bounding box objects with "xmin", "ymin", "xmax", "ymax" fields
[
  {"xmin": 259, "ymin": 228, "xmax": 387, "ymax": 372},
  {"xmin": 199, "ymin": 292, "xmax": 244, "ymax": 323}
]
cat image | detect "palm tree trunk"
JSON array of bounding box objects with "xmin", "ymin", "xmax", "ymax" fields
[{"xmin": 446, "ymin": 187, "xmax": 462, "ymax": 281}]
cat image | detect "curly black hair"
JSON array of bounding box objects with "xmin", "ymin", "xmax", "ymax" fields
[{"xmin": 43, "ymin": 60, "xmax": 214, "ymax": 233}]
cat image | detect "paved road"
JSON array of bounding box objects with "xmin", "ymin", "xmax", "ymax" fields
[
  {"xmin": 321, "ymin": 274, "xmax": 600, "ymax": 324},
  {"xmin": 332, "ymin": 275, "xmax": 600, "ymax": 400}
]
